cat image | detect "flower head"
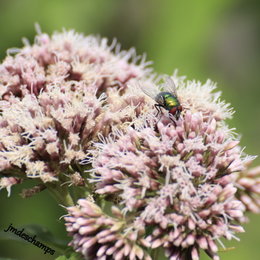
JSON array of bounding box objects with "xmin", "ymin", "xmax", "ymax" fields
[
  {"xmin": 0, "ymin": 29, "xmax": 152, "ymax": 193},
  {"xmin": 65, "ymin": 198, "xmax": 152, "ymax": 260},
  {"xmin": 85, "ymin": 75, "xmax": 255, "ymax": 259},
  {"xmin": 1, "ymin": 29, "xmax": 259, "ymax": 260},
  {"xmin": 235, "ymin": 163, "xmax": 260, "ymax": 216}
]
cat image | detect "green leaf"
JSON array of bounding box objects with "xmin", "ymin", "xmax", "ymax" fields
[
  {"xmin": 55, "ymin": 252, "xmax": 83, "ymax": 260},
  {"xmin": 0, "ymin": 224, "xmax": 69, "ymax": 254},
  {"xmin": 0, "ymin": 258, "xmax": 19, "ymax": 260}
]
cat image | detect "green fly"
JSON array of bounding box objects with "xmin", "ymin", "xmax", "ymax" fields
[{"xmin": 140, "ymin": 76, "xmax": 182, "ymax": 120}]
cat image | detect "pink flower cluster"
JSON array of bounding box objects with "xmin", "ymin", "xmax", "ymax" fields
[
  {"xmin": 85, "ymin": 111, "xmax": 248, "ymax": 260},
  {"xmin": 0, "ymin": 29, "xmax": 259, "ymax": 260},
  {"xmin": 66, "ymin": 199, "xmax": 152, "ymax": 260},
  {"xmin": 235, "ymin": 164, "xmax": 260, "ymax": 216},
  {"xmin": 0, "ymin": 30, "xmax": 152, "ymax": 193}
]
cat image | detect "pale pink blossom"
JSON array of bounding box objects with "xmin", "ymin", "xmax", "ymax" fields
[
  {"xmin": 0, "ymin": 29, "xmax": 152, "ymax": 194},
  {"xmin": 88, "ymin": 104, "xmax": 253, "ymax": 259},
  {"xmin": 1, "ymin": 29, "xmax": 259, "ymax": 260},
  {"xmin": 65, "ymin": 199, "xmax": 152, "ymax": 260},
  {"xmin": 235, "ymin": 163, "xmax": 260, "ymax": 215},
  {"xmin": 0, "ymin": 177, "xmax": 21, "ymax": 197}
]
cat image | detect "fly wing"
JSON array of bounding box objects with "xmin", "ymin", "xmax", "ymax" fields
[
  {"xmin": 138, "ymin": 80, "xmax": 159, "ymax": 100},
  {"xmin": 160, "ymin": 76, "xmax": 178, "ymax": 96}
]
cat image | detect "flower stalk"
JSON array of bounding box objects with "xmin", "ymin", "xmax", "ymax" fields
[{"xmin": 45, "ymin": 182, "xmax": 75, "ymax": 207}]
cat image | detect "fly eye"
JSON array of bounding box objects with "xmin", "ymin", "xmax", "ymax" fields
[{"xmin": 156, "ymin": 96, "xmax": 164, "ymax": 104}]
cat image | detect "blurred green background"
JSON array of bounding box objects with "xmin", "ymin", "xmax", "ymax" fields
[{"xmin": 0, "ymin": 0, "xmax": 259, "ymax": 259}]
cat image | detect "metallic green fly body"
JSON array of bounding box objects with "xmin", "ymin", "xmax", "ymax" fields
[{"xmin": 140, "ymin": 76, "xmax": 182, "ymax": 120}]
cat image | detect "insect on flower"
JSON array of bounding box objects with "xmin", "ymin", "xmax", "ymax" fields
[{"xmin": 140, "ymin": 76, "xmax": 183, "ymax": 121}]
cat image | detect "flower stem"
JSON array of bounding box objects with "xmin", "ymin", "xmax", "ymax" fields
[
  {"xmin": 151, "ymin": 249, "xmax": 159, "ymax": 260},
  {"xmin": 151, "ymin": 248, "xmax": 166, "ymax": 260},
  {"xmin": 45, "ymin": 182, "xmax": 74, "ymax": 206}
]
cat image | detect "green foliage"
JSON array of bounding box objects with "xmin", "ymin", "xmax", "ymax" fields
[
  {"xmin": 55, "ymin": 252, "xmax": 83, "ymax": 260},
  {"xmin": 0, "ymin": 224, "xmax": 68, "ymax": 254}
]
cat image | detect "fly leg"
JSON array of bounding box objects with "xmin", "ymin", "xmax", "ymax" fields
[
  {"xmin": 168, "ymin": 113, "xmax": 177, "ymax": 127},
  {"xmin": 154, "ymin": 104, "xmax": 164, "ymax": 126},
  {"xmin": 154, "ymin": 104, "xmax": 163, "ymax": 117}
]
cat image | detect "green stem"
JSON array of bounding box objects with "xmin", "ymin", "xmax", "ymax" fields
[
  {"xmin": 151, "ymin": 249, "xmax": 159, "ymax": 260},
  {"xmin": 45, "ymin": 182, "xmax": 74, "ymax": 207},
  {"xmin": 71, "ymin": 186, "xmax": 90, "ymax": 202}
]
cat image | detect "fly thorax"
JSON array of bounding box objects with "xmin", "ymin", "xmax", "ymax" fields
[{"xmin": 164, "ymin": 95, "xmax": 179, "ymax": 109}]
